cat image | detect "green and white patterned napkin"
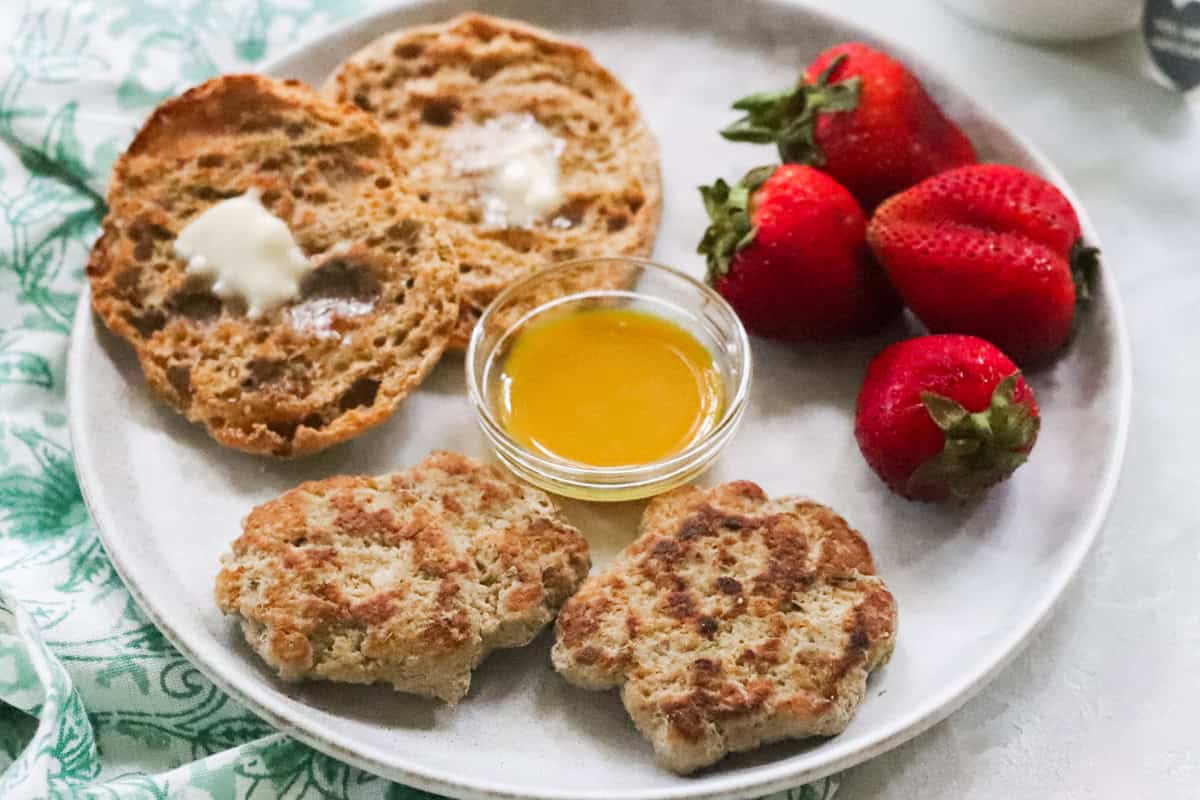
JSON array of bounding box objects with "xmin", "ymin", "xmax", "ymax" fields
[{"xmin": 0, "ymin": 2, "xmax": 835, "ymax": 798}]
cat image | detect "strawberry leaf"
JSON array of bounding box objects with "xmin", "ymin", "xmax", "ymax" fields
[
  {"xmin": 909, "ymin": 373, "xmax": 1039, "ymax": 500},
  {"xmin": 720, "ymin": 54, "xmax": 861, "ymax": 165},
  {"xmin": 920, "ymin": 391, "xmax": 969, "ymax": 430},
  {"xmin": 1070, "ymin": 239, "xmax": 1100, "ymax": 303},
  {"xmin": 697, "ymin": 166, "xmax": 775, "ymax": 283},
  {"xmin": 723, "ymin": 90, "xmax": 796, "ymax": 143}
]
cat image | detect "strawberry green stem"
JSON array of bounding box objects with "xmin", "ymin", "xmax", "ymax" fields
[
  {"xmin": 908, "ymin": 374, "xmax": 1039, "ymax": 500},
  {"xmin": 696, "ymin": 165, "xmax": 775, "ymax": 282},
  {"xmin": 720, "ymin": 54, "xmax": 861, "ymax": 165},
  {"xmin": 1070, "ymin": 238, "xmax": 1100, "ymax": 303}
]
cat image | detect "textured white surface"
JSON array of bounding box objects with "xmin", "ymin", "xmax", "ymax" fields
[{"xmin": 811, "ymin": 2, "xmax": 1200, "ymax": 797}]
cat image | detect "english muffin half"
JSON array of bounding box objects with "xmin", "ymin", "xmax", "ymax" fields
[
  {"xmin": 552, "ymin": 481, "xmax": 897, "ymax": 774},
  {"xmin": 87, "ymin": 74, "xmax": 458, "ymax": 456},
  {"xmin": 322, "ymin": 13, "xmax": 662, "ymax": 347},
  {"xmin": 215, "ymin": 451, "xmax": 591, "ymax": 704}
]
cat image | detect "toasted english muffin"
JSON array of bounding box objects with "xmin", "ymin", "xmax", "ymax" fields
[
  {"xmin": 322, "ymin": 13, "xmax": 662, "ymax": 347},
  {"xmin": 215, "ymin": 451, "xmax": 590, "ymax": 704},
  {"xmin": 87, "ymin": 74, "xmax": 458, "ymax": 456},
  {"xmin": 551, "ymin": 481, "xmax": 897, "ymax": 774}
]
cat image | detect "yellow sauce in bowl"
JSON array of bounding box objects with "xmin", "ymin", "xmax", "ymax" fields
[{"xmin": 495, "ymin": 308, "xmax": 724, "ymax": 467}]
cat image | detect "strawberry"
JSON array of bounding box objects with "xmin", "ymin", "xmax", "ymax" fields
[
  {"xmin": 855, "ymin": 334, "xmax": 1039, "ymax": 502},
  {"xmin": 697, "ymin": 163, "xmax": 899, "ymax": 340},
  {"xmin": 721, "ymin": 43, "xmax": 977, "ymax": 209},
  {"xmin": 867, "ymin": 164, "xmax": 1098, "ymax": 366}
]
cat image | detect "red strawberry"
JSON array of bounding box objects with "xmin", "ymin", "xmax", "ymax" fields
[
  {"xmin": 721, "ymin": 43, "xmax": 977, "ymax": 209},
  {"xmin": 698, "ymin": 164, "xmax": 899, "ymax": 340},
  {"xmin": 867, "ymin": 164, "xmax": 1098, "ymax": 366},
  {"xmin": 855, "ymin": 334, "xmax": 1039, "ymax": 502}
]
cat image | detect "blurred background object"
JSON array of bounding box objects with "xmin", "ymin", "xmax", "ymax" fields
[
  {"xmin": 940, "ymin": 0, "xmax": 1200, "ymax": 93},
  {"xmin": 939, "ymin": 0, "xmax": 1141, "ymax": 41},
  {"xmin": 1143, "ymin": 0, "xmax": 1200, "ymax": 90}
]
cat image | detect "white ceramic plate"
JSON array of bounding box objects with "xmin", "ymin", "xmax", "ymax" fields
[{"xmin": 68, "ymin": 2, "xmax": 1132, "ymax": 799}]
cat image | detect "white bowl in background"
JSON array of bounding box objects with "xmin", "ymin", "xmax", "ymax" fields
[{"xmin": 940, "ymin": 0, "xmax": 1141, "ymax": 41}]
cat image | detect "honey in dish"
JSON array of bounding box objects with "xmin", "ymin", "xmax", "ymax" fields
[{"xmin": 496, "ymin": 308, "xmax": 724, "ymax": 467}]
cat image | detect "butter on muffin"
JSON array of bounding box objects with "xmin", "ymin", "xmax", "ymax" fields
[
  {"xmin": 87, "ymin": 74, "xmax": 458, "ymax": 456},
  {"xmin": 322, "ymin": 13, "xmax": 662, "ymax": 347}
]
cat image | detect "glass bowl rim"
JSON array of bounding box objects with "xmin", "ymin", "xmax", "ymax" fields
[{"xmin": 464, "ymin": 256, "xmax": 752, "ymax": 482}]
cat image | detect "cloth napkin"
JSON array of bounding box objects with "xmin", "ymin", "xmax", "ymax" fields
[{"xmin": 0, "ymin": 1, "xmax": 838, "ymax": 797}]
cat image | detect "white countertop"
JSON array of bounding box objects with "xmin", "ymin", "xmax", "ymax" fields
[{"xmin": 805, "ymin": 2, "xmax": 1200, "ymax": 796}]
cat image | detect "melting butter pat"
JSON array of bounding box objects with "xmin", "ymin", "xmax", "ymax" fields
[
  {"xmin": 447, "ymin": 113, "xmax": 564, "ymax": 228},
  {"xmin": 174, "ymin": 189, "xmax": 312, "ymax": 317}
]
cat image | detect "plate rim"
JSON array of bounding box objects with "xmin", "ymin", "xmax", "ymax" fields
[{"xmin": 68, "ymin": 2, "xmax": 1134, "ymax": 799}]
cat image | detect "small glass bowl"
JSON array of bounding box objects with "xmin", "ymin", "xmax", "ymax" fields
[{"xmin": 465, "ymin": 257, "xmax": 752, "ymax": 501}]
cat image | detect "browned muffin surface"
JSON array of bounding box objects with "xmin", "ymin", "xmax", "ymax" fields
[
  {"xmin": 88, "ymin": 74, "xmax": 458, "ymax": 456},
  {"xmin": 323, "ymin": 13, "xmax": 661, "ymax": 346}
]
